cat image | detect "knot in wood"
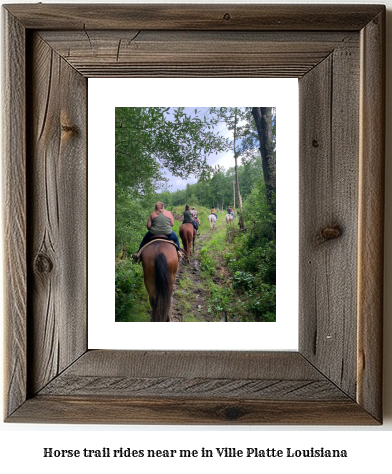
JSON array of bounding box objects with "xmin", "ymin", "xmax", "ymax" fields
[
  {"xmin": 34, "ymin": 252, "xmax": 53, "ymax": 274},
  {"xmin": 312, "ymin": 139, "xmax": 319, "ymax": 148},
  {"xmin": 315, "ymin": 225, "xmax": 342, "ymax": 245},
  {"xmin": 223, "ymin": 405, "xmax": 243, "ymax": 420},
  {"xmin": 61, "ymin": 124, "xmax": 77, "ymax": 134},
  {"xmin": 223, "ymin": 13, "xmax": 231, "ymax": 21}
]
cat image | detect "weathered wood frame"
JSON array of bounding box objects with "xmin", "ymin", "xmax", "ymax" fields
[{"xmin": 3, "ymin": 4, "xmax": 385, "ymax": 424}]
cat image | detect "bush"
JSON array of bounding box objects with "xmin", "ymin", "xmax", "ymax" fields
[
  {"xmin": 115, "ymin": 261, "xmax": 148, "ymax": 321},
  {"xmin": 207, "ymin": 284, "xmax": 233, "ymax": 317},
  {"xmin": 223, "ymin": 179, "xmax": 276, "ymax": 321}
]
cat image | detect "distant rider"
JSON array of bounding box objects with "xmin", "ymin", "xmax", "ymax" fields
[
  {"xmin": 183, "ymin": 204, "xmax": 200, "ymax": 235},
  {"xmin": 227, "ymin": 205, "xmax": 235, "ymax": 218}
]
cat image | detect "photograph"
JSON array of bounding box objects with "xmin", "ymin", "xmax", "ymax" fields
[{"xmin": 115, "ymin": 107, "xmax": 276, "ymax": 322}]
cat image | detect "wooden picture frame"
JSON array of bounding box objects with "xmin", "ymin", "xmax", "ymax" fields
[{"xmin": 3, "ymin": 4, "xmax": 385, "ymax": 424}]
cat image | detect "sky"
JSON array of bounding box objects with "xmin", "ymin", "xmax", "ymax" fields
[{"xmin": 161, "ymin": 107, "xmax": 238, "ymax": 192}]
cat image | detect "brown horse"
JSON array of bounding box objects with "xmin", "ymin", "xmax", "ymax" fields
[
  {"xmin": 179, "ymin": 223, "xmax": 196, "ymax": 260},
  {"xmin": 141, "ymin": 241, "xmax": 178, "ymax": 322}
]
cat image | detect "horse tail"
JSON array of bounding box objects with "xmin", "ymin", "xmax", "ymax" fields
[{"xmin": 154, "ymin": 252, "xmax": 171, "ymax": 321}]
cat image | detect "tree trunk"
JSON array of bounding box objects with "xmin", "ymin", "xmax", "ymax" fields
[
  {"xmin": 233, "ymin": 111, "xmax": 243, "ymax": 212},
  {"xmin": 252, "ymin": 107, "xmax": 275, "ymax": 209},
  {"xmin": 233, "ymin": 109, "xmax": 244, "ymax": 229}
]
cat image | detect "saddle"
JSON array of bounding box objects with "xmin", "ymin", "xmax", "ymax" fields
[{"xmin": 134, "ymin": 237, "xmax": 180, "ymax": 263}]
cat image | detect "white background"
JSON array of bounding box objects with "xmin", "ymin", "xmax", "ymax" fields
[
  {"xmin": 88, "ymin": 78, "xmax": 299, "ymax": 350},
  {"xmin": 1, "ymin": 0, "xmax": 391, "ymax": 473}
]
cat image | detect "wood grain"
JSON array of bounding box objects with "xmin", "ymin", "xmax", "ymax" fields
[
  {"xmin": 357, "ymin": 9, "xmax": 385, "ymax": 422},
  {"xmin": 37, "ymin": 351, "xmax": 346, "ymax": 401},
  {"xmin": 2, "ymin": 9, "xmax": 27, "ymax": 419},
  {"xmin": 38, "ymin": 30, "xmax": 358, "ymax": 78},
  {"xmin": 299, "ymin": 40, "xmax": 360, "ymax": 399},
  {"xmin": 9, "ymin": 396, "xmax": 379, "ymax": 425},
  {"xmin": 4, "ymin": 4, "xmax": 383, "ymax": 31},
  {"xmin": 9, "ymin": 351, "xmax": 377, "ymax": 424},
  {"xmin": 27, "ymin": 33, "xmax": 87, "ymax": 395}
]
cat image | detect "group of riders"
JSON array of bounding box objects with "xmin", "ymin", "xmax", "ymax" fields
[{"xmin": 132, "ymin": 202, "xmax": 235, "ymax": 262}]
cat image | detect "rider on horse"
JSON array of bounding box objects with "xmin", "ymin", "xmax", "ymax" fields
[
  {"xmin": 132, "ymin": 201, "xmax": 182, "ymax": 261},
  {"xmin": 183, "ymin": 204, "xmax": 200, "ymax": 235},
  {"xmin": 210, "ymin": 207, "xmax": 218, "ymax": 219},
  {"xmin": 190, "ymin": 207, "xmax": 201, "ymax": 234}
]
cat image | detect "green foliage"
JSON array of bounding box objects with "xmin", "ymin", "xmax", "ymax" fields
[
  {"xmin": 223, "ymin": 178, "xmax": 276, "ymax": 321},
  {"xmin": 231, "ymin": 270, "xmax": 276, "ymax": 321},
  {"xmin": 115, "ymin": 261, "xmax": 149, "ymax": 322},
  {"xmin": 207, "ymin": 284, "xmax": 233, "ymax": 317},
  {"xmin": 199, "ymin": 248, "xmax": 216, "ymax": 276},
  {"xmin": 183, "ymin": 313, "xmax": 199, "ymax": 322},
  {"xmin": 115, "ymin": 107, "xmax": 229, "ymax": 255},
  {"xmin": 163, "ymin": 157, "xmax": 263, "ymax": 212},
  {"xmin": 232, "ymin": 271, "xmax": 255, "ymax": 290},
  {"xmin": 178, "ymin": 276, "xmax": 193, "ymax": 291},
  {"xmin": 116, "ymin": 107, "xmax": 228, "ymax": 186},
  {"xmin": 246, "ymin": 282, "xmax": 276, "ymax": 321},
  {"xmin": 115, "ymin": 186, "xmax": 154, "ymax": 255}
]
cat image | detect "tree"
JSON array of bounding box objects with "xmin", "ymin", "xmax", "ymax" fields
[
  {"xmin": 115, "ymin": 107, "xmax": 229, "ymax": 252},
  {"xmin": 251, "ymin": 107, "xmax": 276, "ymax": 209},
  {"xmin": 116, "ymin": 107, "xmax": 228, "ymax": 187},
  {"xmin": 209, "ymin": 107, "xmax": 248, "ymax": 227}
]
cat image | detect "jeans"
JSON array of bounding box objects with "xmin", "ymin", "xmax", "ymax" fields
[{"xmin": 138, "ymin": 231, "xmax": 180, "ymax": 250}]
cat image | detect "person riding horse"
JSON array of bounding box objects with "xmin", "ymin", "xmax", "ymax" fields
[
  {"xmin": 227, "ymin": 205, "xmax": 235, "ymax": 218},
  {"xmin": 132, "ymin": 202, "xmax": 182, "ymax": 261},
  {"xmin": 183, "ymin": 204, "xmax": 200, "ymax": 235},
  {"xmin": 210, "ymin": 207, "xmax": 218, "ymax": 219},
  {"xmin": 190, "ymin": 207, "xmax": 201, "ymax": 232}
]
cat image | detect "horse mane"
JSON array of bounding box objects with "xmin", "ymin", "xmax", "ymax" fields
[{"xmin": 154, "ymin": 252, "xmax": 171, "ymax": 321}]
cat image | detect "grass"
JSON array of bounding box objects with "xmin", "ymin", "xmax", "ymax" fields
[{"xmin": 183, "ymin": 313, "xmax": 199, "ymax": 322}]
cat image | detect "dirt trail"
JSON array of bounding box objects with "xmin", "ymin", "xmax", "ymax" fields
[{"xmin": 169, "ymin": 229, "xmax": 215, "ymax": 322}]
